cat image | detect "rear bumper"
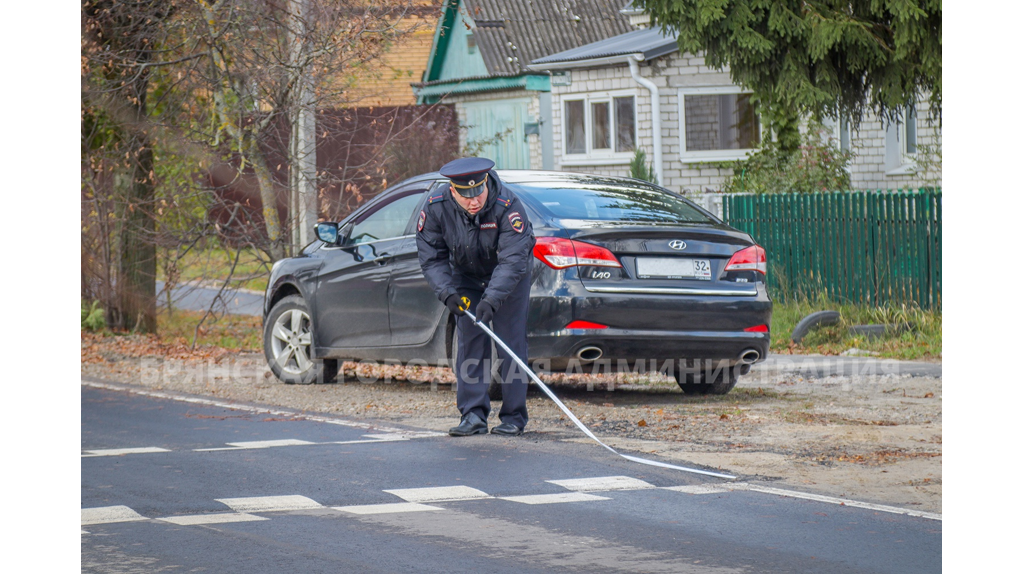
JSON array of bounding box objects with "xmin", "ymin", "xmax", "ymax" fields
[
  {"xmin": 527, "ymin": 329, "xmax": 769, "ymax": 372},
  {"xmin": 524, "ymin": 276, "xmax": 772, "ymax": 373}
]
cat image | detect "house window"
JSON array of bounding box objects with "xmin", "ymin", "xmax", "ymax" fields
[
  {"xmin": 824, "ymin": 116, "xmax": 852, "ymax": 153},
  {"xmin": 901, "ymin": 104, "xmax": 917, "ymax": 156},
  {"xmin": 562, "ymin": 92, "xmax": 635, "ymax": 161},
  {"xmin": 566, "ymin": 100, "xmax": 586, "ymax": 154},
  {"xmin": 885, "ymin": 103, "xmax": 918, "ymax": 174},
  {"xmin": 839, "ymin": 117, "xmax": 851, "ymax": 153},
  {"xmin": 678, "ymin": 88, "xmax": 760, "ymax": 162}
]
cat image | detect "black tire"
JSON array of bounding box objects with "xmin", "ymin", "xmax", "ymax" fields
[
  {"xmin": 447, "ymin": 317, "xmax": 502, "ymax": 399},
  {"xmin": 674, "ymin": 364, "xmax": 740, "ymax": 396},
  {"xmin": 264, "ymin": 295, "xmax": 339, "ymax": 385},
  {"xmin": 791, "ymin": 310, "xmax": 841, "ymax": 344}
]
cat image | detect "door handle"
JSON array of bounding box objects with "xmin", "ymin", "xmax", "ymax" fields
[{"xmin": 374, "ymin": 252, "xmax": 392, "ymax": 266}]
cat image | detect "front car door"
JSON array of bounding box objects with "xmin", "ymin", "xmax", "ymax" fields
[
  {"xmin": 314, "ymin": 187, "xmax": 427, "ymax": 349},
  {"xmin": 388, "ymin": 181, "xmax": 451, "ymax": 348}
]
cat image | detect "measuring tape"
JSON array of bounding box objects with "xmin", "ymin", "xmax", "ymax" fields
[{"xmin": 462, "ymin": 305, "xmax": 736, "ymax": 480}]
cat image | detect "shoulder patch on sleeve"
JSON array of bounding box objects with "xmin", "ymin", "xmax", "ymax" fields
[
  {"xmin": 428, "ymin": 193, "xmax": 446, "ymax": 204},
  {"xmin": 508, "ymin": 211, "xmax": 524, "ymax": 233},
  {"xmin": 417, "ymin": 210, "xmax": 426, "ymax": 232}
]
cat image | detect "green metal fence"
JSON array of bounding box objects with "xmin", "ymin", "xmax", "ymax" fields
[{"xmin": 722, "ymin": 190, "xmax": 942, "ymax": 309}]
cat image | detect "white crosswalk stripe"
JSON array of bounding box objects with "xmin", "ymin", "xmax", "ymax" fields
[
  {"xmin": 216, "ymin": 495, "xmax": 323, "ymax": 513},
  {"xmin": 226, "ymin": 439, "xmax": 317, "ymax": 449},
  {"xmin": 499, "ymin": 492, "xmax": 611, "ymax": 505},
  {"xmin": 82, "ymin": 447, "xmax": 171, "ymax": 457},
  {"xmin": 383, "ymin": 485, "xmax": 491, "ymax": 503},
  {"xmin": 81, "ymin": 474, "xmax": 942, "ymax": 530},
  {"xmin": 333, "ymin": 502, "xmax": 444, "ymax": 515},
  {"xmin": 157, "ymin": 513, "xmax": 268, "ymax": 526},
  {"xmin": 82, "ymin": 506, "xmax": 149, "ymax": 525},
  {"xmin": 663, "ymin": 484, "xmax": 733, "ymax": 495},
  {"xmin": 547, "ymin": 476, "xmax": 656, "ymax": 492}
]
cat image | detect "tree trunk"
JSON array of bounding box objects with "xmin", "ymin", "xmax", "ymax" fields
[
  {"xmin": 115, "ymin": 141, "xmax": 157, "ymax": 333},
  {"xmin": 112, "ymin": 33, "xmax": 158, "ymax": 333},
  {"xmin": 247, "ymin": 135, "xmax": 286, "ymax": 261}
]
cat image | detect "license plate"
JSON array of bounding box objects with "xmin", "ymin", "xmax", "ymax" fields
[{"xmin": 636, "ymin": 257, "xmax": 712, "ymax": 280}]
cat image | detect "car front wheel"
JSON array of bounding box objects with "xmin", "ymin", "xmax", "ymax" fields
[{"xmin": 264, "ymin": 295, "xmax": 338, "ymax": 385}]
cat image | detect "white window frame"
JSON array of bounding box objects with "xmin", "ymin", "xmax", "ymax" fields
[
  {"xmin": 885, "ymin": 104, "xmax": 918, "ymax": 175},
  {"xmin": 677, "ymin": 86, "xmax": 762, "ymax": 163},
  {"xmin": 831, "ymin": 117, "xmax": 852, "ymax": 154},
  {"xmin": 822, "ymin": 116, "xmax": 853, "ymax": 174},
  {"xmin": 900, "ymin": 104, "xmax": 918, "ymax": 162},
  {"xmin": 560, "ymin": 90, "xmax": 637, "ymax": 166}
]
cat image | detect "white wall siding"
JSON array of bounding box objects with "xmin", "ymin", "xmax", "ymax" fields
[{"xmin": 548, "ymin": 50, "xmax": 941, "ymax": 193}]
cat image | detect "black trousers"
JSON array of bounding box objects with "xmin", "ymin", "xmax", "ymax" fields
[{"xmin": 454, "ymin": 269, "xmax": 531, "ymax": 429}]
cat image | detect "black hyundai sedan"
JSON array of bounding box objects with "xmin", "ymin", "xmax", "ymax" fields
[{"xmin": 262, "ymin": 170, "xmax": 771, "ymax": 395}]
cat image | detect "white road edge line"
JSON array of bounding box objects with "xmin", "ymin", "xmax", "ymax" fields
[
  {"xmin": 82, "ymin": 379, "xmax": 445, "ymax": 437},
  {"xmin": 725, "ymin": 483, "xmax": 942, "ymax": 521}
]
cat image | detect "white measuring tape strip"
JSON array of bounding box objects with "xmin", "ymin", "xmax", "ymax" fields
[{"xmin": 465, "ymin": 311, "xmax": 736, "ymax": 480}]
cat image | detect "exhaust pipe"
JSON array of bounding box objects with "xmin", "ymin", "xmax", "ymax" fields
[
  {"xmin": 739, "ymin": 348, "xmax": 760, "ymax": 365},
  {"xmin": 576, "ymin": 346, "xmax": 604, "ymax": 362}
]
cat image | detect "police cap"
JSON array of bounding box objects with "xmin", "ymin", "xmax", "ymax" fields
[{"xmin": 440, "ymin": 157, "xmax": 495, "ymax": 198}]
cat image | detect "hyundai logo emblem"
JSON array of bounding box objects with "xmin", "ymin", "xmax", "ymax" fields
[{"xmin": 668, "ymin": 240, "xmax": 687, "ymax": 250}]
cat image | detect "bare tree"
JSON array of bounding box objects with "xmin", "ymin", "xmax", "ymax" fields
[
  {"xmin": 148, "ymin": 0, "xmax": 435, "ymax": 260},
  {"xmin": 82, "ymin": 0, "xmax": 175, "ymax": 332},
  {"xmin": 82, "ymin": 0, "xmax": 453, "ymax": 340}
]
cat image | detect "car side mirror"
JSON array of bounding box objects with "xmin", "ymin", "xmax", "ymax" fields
[{"xmin": 314, "ymin": 222, "xmax": 339, "ymax": 245}]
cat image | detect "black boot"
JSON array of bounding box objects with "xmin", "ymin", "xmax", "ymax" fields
[
  {"xmin": 490, "ymin": 422, "xmax": 523, "ymax": 436},
  {"xmin": 448, "ymin": 412, "xmax": 488, "ymax": 436}
]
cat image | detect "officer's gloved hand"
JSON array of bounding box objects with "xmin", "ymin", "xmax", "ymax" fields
[
  {"xmin": 444, "ymin": 294, "xmax": 466, "ymax": 317},
  {"xmin": 475, "ymin": 300, "xmax": 495, "ymax": 324}
]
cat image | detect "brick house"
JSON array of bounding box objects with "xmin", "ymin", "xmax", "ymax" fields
[{"xmin": 527, "ymin": 4, "xmax": 941, "ymax": 204}]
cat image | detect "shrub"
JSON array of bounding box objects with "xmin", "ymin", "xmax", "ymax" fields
[
  {"xmin": 82, "ymin": 300, "xmax": 107, "ymax": 332},
  {"xmin": 723, "ymin": 122, "xmax": 852, "ymax": 194},
  {"xmin": 628, "ymin": 148, "xmax": 658, "ymax": 185}
]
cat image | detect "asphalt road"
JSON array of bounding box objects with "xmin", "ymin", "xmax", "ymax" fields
[
  {"xmin": 82, "ymin": 382, "xmax": 941, "ymax": 573},
  {"xmin": 156, "ymin": 280, "xmax": 264, "ymax": 316}
]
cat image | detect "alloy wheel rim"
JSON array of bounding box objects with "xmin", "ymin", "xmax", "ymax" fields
[{"xmin": 271, "ymin": 308, "xmax": 313, "ymax": 375}]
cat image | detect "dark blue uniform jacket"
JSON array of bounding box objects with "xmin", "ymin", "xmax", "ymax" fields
[{"xmin": 416, "ymin": 170, "xmax": 536, "ymax": 310}]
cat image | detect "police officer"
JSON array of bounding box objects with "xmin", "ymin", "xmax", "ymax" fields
[{"xmin": 416, "ymin": 157, "xmax": 535, "ymax": 436}]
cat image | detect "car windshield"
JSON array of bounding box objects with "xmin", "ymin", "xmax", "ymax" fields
[{"xmin": 512, "ymin": 181, "xmax": 714, "ymax": 224}]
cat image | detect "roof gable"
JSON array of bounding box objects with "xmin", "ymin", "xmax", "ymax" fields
[{"xmin": 421, "ymin": 0, "xmax": 634, "ymax": 82}]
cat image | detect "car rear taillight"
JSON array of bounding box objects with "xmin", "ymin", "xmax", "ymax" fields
[
  {"xmin": 533, "ymin": 237, "xmax": 622, "ymax": 269},
  {"xmin": 744, "ymin": 324, "xmax": 769, "ymax": 332},
  {"xmin": 565, "ymin": 320, "xmax": 608, "ymax": 329},
  {"xmin": 724, "ymin": 245, "xmax": 767, "ymax": 275}
]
